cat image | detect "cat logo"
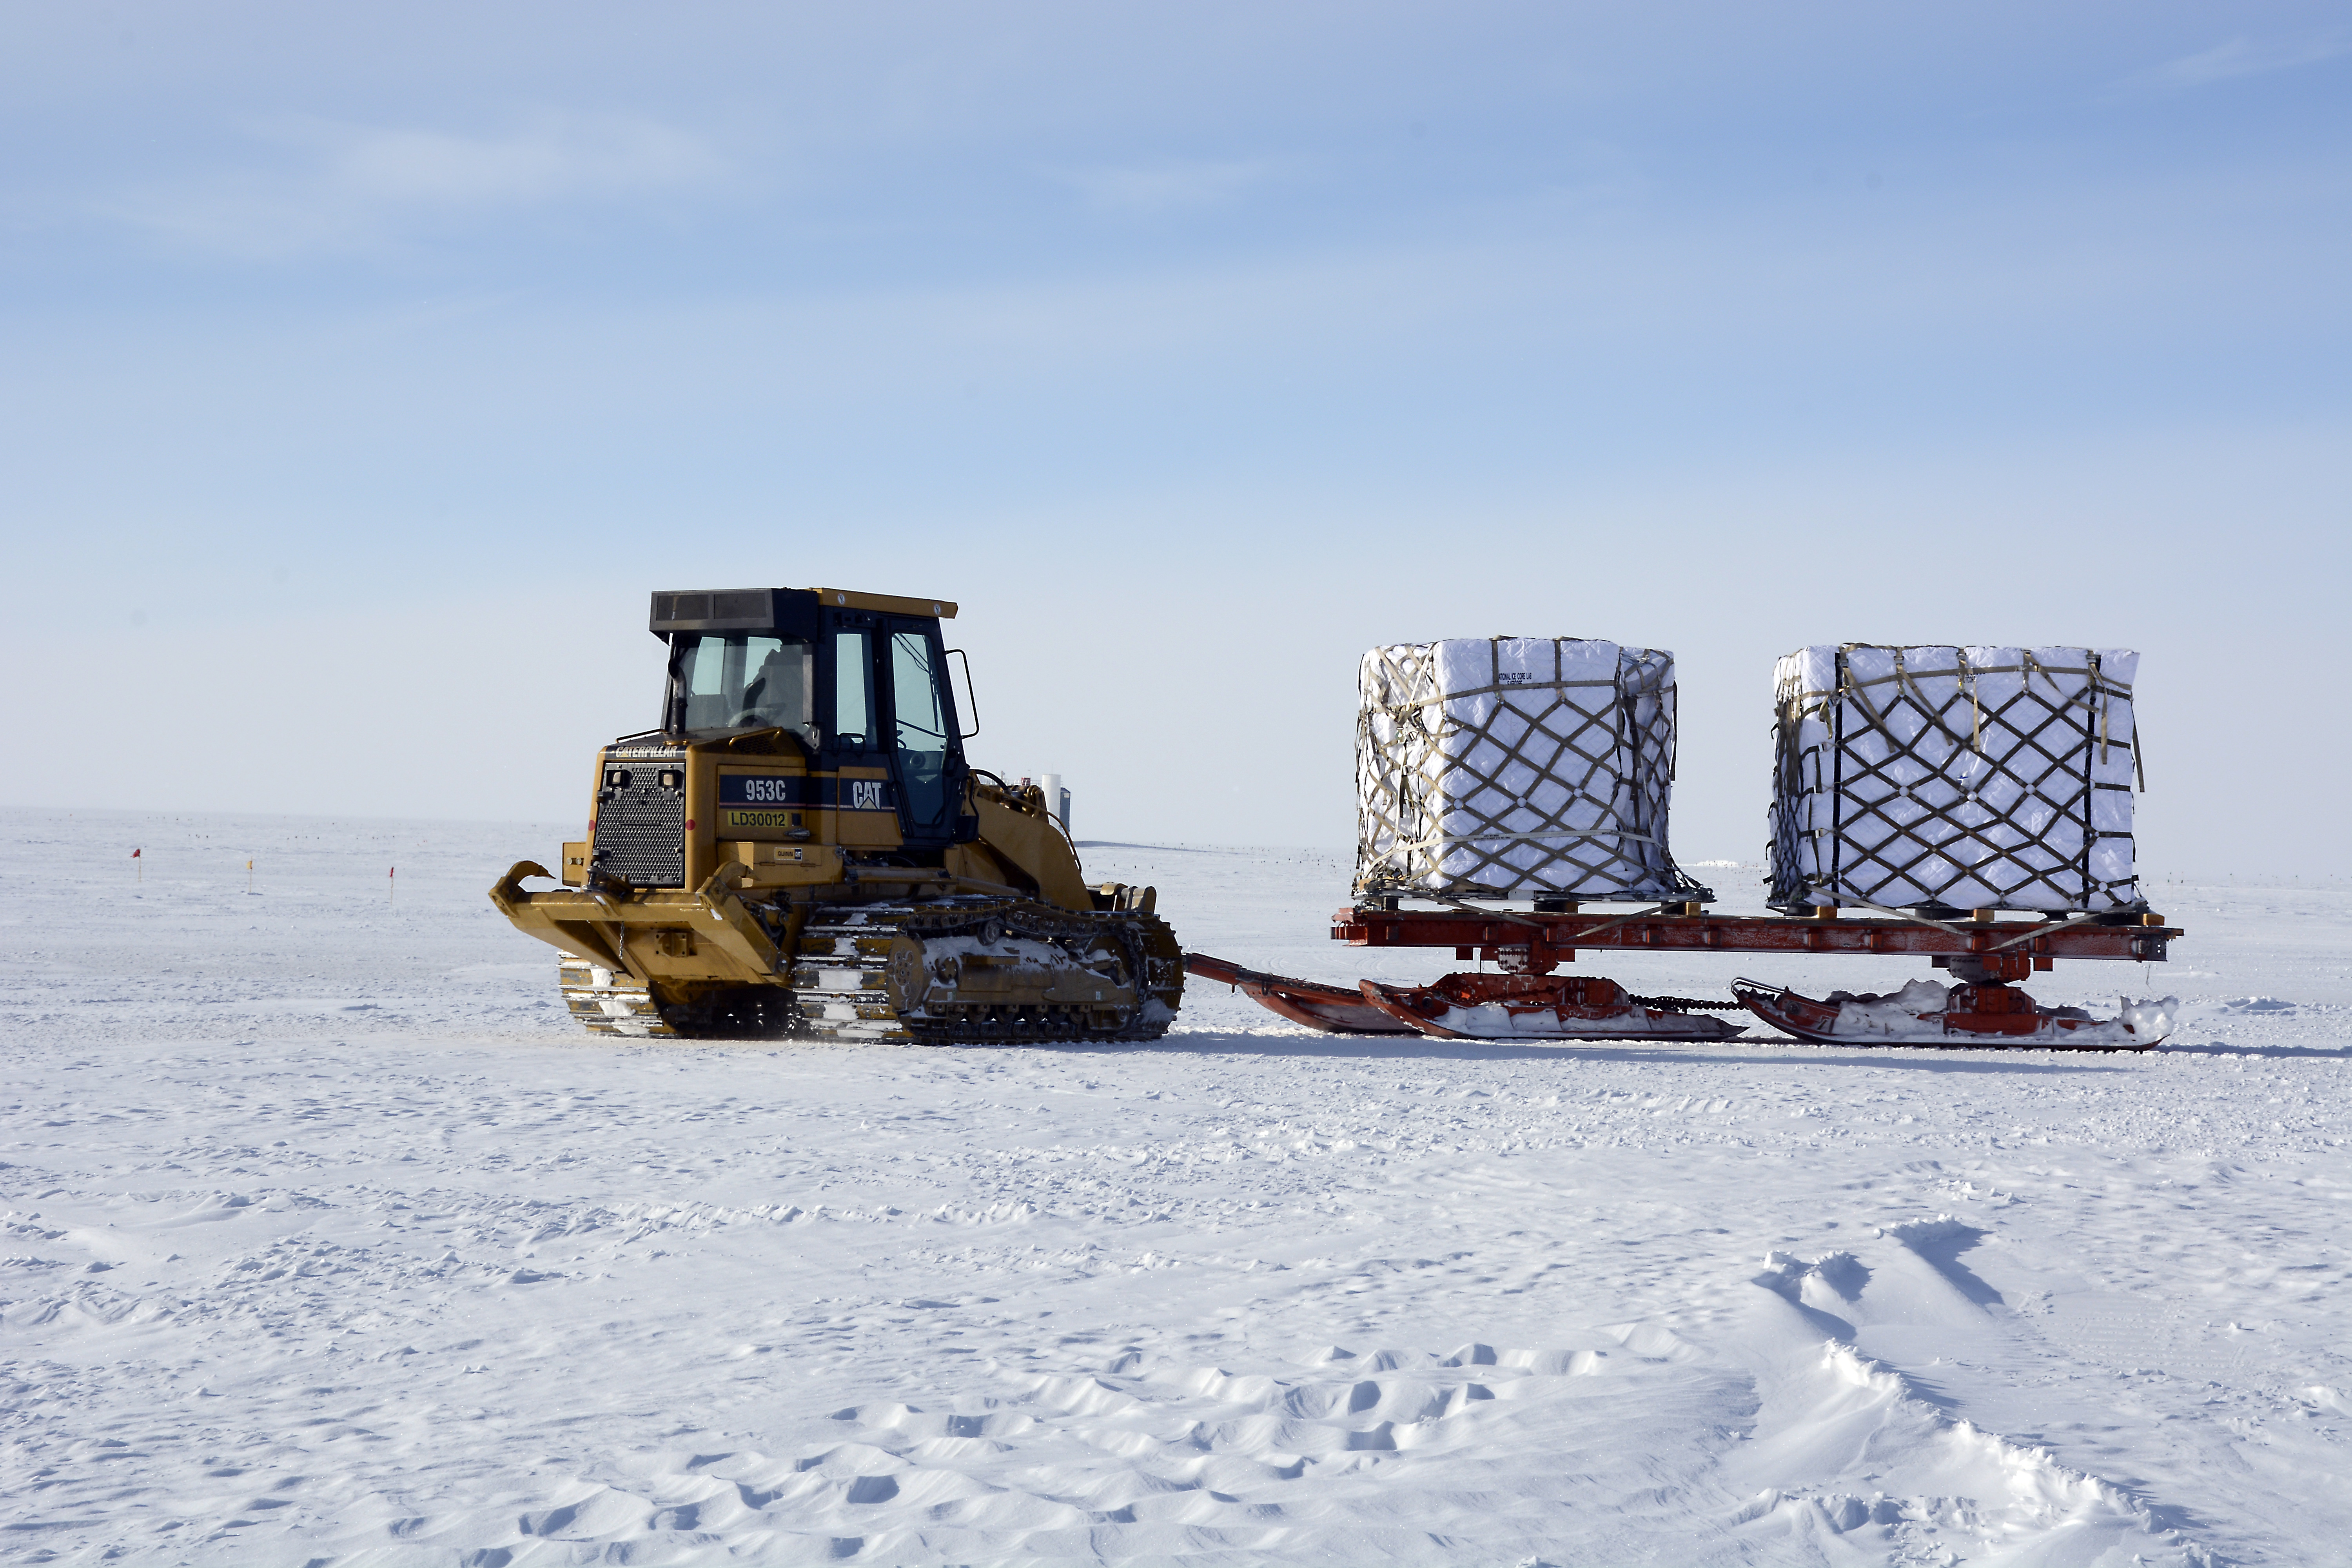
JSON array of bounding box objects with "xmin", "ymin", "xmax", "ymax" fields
[{"xmin": 850, "ymin": 780, "xmax": 884, "ymax": 810}]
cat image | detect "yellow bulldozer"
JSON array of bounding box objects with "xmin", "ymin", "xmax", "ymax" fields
[{"xmin": 489, "ymin": 586, "xmax": 1183, "ymax": 1042}]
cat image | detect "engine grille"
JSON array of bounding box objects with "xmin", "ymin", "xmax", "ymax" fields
[{"xmin": 592, "ymin": 752, "xmax": 686, "ymax": 887}]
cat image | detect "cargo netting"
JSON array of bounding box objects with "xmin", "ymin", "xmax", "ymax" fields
[
  {"xmin": 1768, "ymin": 644, "xmax": 2143, "ymax": 914},
  {"xmin": 1354, "ymin": 638, "xmax": 1710, "ymax": 904}
]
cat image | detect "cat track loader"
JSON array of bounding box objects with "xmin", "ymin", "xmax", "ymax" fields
[{"xmin": 489, "ymin": 587, "xmax": 1183, "ymax": 1043}]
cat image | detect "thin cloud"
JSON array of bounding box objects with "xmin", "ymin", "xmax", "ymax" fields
[
  {"xmin": 106, "ymin": 112, "xmax": 729, "ymax": 260},
  {"xmin": 1054, "ymin": 157, "xmax": 1288, "ymax": 217},
  {"xmin": 2122, "ymin": 30, "xmax": 2350, "ymax": 93},
  {"xmin": 329, "ymin": 115, "xmax": 722, "ymax": 206}
]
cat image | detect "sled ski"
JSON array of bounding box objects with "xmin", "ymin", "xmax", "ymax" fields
[
  {"xmin": 1729, "ymin": 977, "xmax": 2174, "ymax": 1051},
  {"xmin": 1182, "ymin": 953, "xmax": 1417, "ymax": 1035},
  {"xmin": 1358, "ymin": 973, "xmax": 1745, "ymax": 1042}
]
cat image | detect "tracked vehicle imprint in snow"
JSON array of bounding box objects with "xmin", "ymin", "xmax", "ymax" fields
[{"xmin": 491, "ymin": 586, "xmax": 1181, "ymax": 1044}]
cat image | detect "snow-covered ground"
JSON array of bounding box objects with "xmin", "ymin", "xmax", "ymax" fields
[{"xmin": 2, "ymin": 807, "xmax": 2347, "ymax": 1566}]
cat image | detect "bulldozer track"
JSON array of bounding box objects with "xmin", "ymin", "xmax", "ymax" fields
[
  {"xmin": 792, "ymin": 903, "xmax": 924, "ymax": 1042},
  {"xmin": 887, "ymin": 899, "xmax": 1183, "ymax": 1045},
  {"xmin": 555, "ymin": 896, "xmax": 1183, "ymax": 1045},
  {"xmin": 557, "ymin": 955, "xmax": 678, "ymax": 1039},
  {"xmin": 794, "ymin": 896, "xmax": 1181, "ymax": 1045}
]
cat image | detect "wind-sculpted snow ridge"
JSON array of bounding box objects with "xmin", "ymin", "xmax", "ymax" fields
[
  {"xmin": 1739, "ymin": 1238, "xmax": 2216, "ymax": 1566},
  {"xmin": 1735, "ymin": 1330, "xmax": 2185, "ymax": 1564}
]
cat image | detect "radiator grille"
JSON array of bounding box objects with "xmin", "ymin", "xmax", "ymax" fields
[{"xmin": 592, "ymin": 753, "xmax": 686, "ymax": 887}]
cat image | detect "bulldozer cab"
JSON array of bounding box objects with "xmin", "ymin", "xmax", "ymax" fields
[
  {"xmin": 651, "ymin": 587, "xmax": 970, "ymax": 845},
  {"xmin": 495, "ymin": 582, "xmax": 1183, "ymax": 1044}
]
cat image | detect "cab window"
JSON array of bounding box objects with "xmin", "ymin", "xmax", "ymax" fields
[
  {"xmin": 832, "ymin": 631, "xmax": 875, "ymax": 750},
  {"xmin": 670, "ymin": 634, "xmax": 813, "ymax": 741}
]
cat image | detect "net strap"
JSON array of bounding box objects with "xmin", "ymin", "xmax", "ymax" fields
[
  {"xmin": 1768, "ymin": 646, "xmax": 2141, "ymax": 911},
  {"xmin": 1355, "ymin": 638, "xmax": 1703, "ymax": 901}
]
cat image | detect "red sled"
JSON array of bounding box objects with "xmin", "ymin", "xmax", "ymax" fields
[
  {"xmin": 1182, "ymin": 953, "xmax": 1417, "ymax": 1035},
  {"xmin": 1358, "ymin": 973, "xmax": 1744, "ymax": 1042},
  {"xmin": 1730, "ymin": 977, "xmax": 2174, "ymax": 1051}
]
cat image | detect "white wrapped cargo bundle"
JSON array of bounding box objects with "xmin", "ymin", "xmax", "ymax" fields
[
  {"xmin": 1768, "ymin": 645, "xmax": 2143, "ymax": 914},
  {"xmin": 1355, "ymin": 637, "xmax": 1707, "ymax": 902}
]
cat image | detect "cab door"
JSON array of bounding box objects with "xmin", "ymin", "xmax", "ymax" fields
[{"xmin": 882, "ymin": 619, "xmax": 965, "ymax": 846}]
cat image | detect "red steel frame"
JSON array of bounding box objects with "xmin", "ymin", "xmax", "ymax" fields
[{"xmin": 1331, "ymin": 906, "xmax": 2179, "ymax": 975}]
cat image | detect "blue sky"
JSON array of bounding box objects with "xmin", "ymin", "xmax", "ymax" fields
[{"xmin": 4, "ymin": 2, "xmax": 2347, "ymax": 877}]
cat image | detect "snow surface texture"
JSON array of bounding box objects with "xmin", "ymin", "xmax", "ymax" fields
[
  {"xmin": 4, "ymin": 808, "xmax": 2350, "ymax": 1565},
  {"xmin": 1769, "ymin": 646, "xmax": 2140, "ymax": 913},
  {"xmin": 1355, "ymin": 638, "xmax": 1698, "ymax": 902}
]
